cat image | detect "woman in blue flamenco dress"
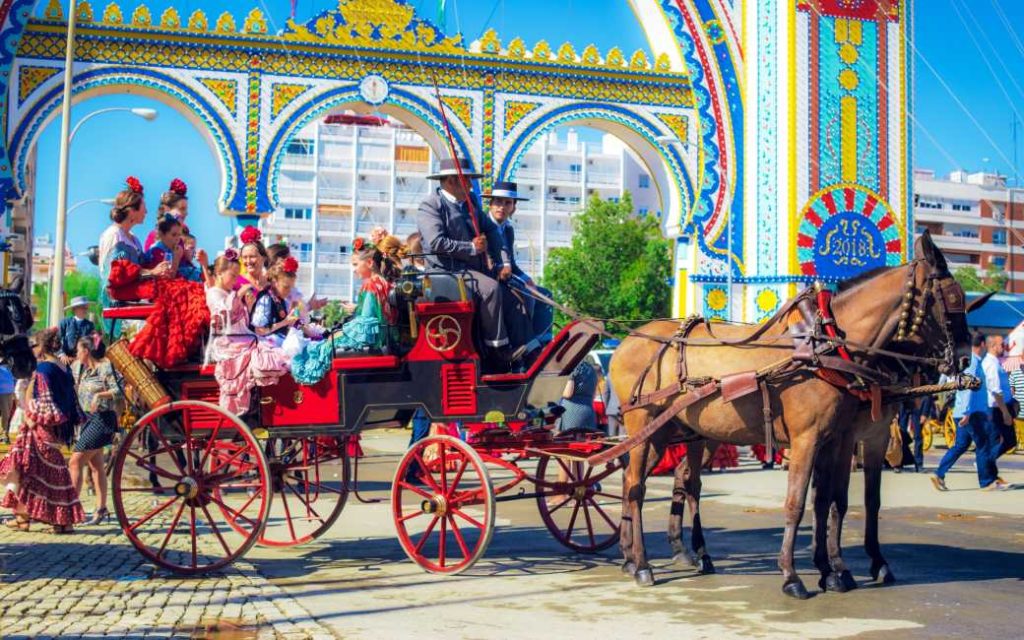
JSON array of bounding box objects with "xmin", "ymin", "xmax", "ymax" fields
[{"xmin": 291, "ymin": 237, "xmax": 400, "ymax": 385}]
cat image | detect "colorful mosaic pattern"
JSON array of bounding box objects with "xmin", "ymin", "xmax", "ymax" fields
[
  {"xmin": 756, "ymin": 0, "xmax": 777, "ymax": 275},
  {"xmin": 754, "ymin": 287, "xmax": 781, "ymax": 322},
  {"xmin": 270, "ymin": 82, "xmax": 312, "ymax": 119},
  {"xmin": 703, "ymin": 284, "xmax": 728, "ymax": 320},
  {"xmin": 796, "ymin": 184, "xmax": 901, "ymax": 280},
  {"xmin": 244, "ymin": 63, "xmax": 262, "ymax": 213},
  {"xmin": 796, "ymin": 0, "xmax": 900, "ymax": 22},
  {"xmin": 503, "ymin": 100, "xmax": 541, "ymax": 136},
  {"xmin": 656, "ymin": 113, "xmax": 690, "ymax": 148},
  {"xmin": 440, "ymin": 95, "xmax": 473, "ymax": 133},
  {"xmin": 17, "ymin": 64, "xmax": 59, "ymax": 103},
  {"xmin": 198, "ymin": 77, "xmax": 238, "ymax": 116}
]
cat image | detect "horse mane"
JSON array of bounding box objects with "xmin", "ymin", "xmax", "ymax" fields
[{"xmin": 835, "ymin": 265, "xmax": 898, "ymax": 293}]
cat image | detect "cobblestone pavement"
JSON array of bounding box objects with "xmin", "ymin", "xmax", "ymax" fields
[{"xmin": 0, "ymin": 493, "xmax": 337, "ymax": 639}]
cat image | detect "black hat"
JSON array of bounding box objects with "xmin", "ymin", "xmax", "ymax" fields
[
  {"xmin": 482, "ymin": 181, "xmax": 529, "ymax": 202},
  {"xmin": 426, "ymin": 157, "xmax": 484, "ymax": 180}
]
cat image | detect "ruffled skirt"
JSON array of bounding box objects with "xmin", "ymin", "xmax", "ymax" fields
[{"xmin": 0, "ymin": 424, "xmax": 84, "ymax": 525}]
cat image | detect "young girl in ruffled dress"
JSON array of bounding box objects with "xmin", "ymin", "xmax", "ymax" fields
[
  {"xmin": 143, "ymin": 214, "xmax": 208, "ymax": 283},
  {"xmin": 205, "ymin": 249, "xmax": 255, "ymax": 363},
  {"xmin": 291, "ymin": 237, "xmax": 400, "ymax": 384}
]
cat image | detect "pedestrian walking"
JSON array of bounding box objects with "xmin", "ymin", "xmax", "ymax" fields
[
  {"xmin": 982, "ymin": 335, "xmax": 1017, "ymax": 458},
  {"xmin": 558, "ymin": 360, "xmax": 599, "ymax": 432},
  {"xmin": 70, "ymin": 337, "xmax": 120, "ymax": 525},
  {"xmin": 0, "ymin": 365, "xmax": 14, "ymax": 444},
  {"xmin": 932, "ymin": 333, "xmax": 1008, "ymax": 491},
  {"xmin": 0, "ymin": 328, "xmax": 85, "ymax": 533}
]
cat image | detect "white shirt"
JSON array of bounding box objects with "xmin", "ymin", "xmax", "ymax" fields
[{"xmin": 981, "ymin": 352, "xmax": 1012, "ymax": 408}]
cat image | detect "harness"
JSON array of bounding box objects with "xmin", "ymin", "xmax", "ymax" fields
[{"xmin": 585, "ymin": 261, "xmax": 968, "ymax": 467}]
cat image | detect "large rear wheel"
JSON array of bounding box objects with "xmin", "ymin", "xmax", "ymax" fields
[
  {"xmin": 111, "ymin": 401, "xmax": 271, "ymax": 575},
  {"xmin": 535, "ymin": 454, "xmax": 623, "ymax": 553},
  {"xmin": 391, "ymin": 435, "xmax": 495, "ymax": 574}
]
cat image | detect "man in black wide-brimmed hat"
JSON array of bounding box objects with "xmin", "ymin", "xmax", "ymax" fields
[
  {"xmin": 483, "ymin": 181, "xmax": 553, "ymax": 352},
  {"xmin": 417, "ymin": 157, "xmax": 532, "ymax": 364}
]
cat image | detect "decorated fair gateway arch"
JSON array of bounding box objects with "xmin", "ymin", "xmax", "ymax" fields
[{"xmin": 0, "ymin": 0, "xmax": 912, "ymax": 322}]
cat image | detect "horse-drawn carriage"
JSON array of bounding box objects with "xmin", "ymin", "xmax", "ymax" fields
[{"xmin": 103, "ymin": 270, "xmax": 624, "ymax": 575}]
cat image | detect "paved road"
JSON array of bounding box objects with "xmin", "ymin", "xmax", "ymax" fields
[
  {"xmin": 249, "ymin": 431, "xmax": 1024, "ymax": 640},
  {"xmin": 1, "ymin": 430, "xmax": 1021, "ymax": 639}
]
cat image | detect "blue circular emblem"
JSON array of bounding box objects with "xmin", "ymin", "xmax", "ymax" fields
[{"xmin": 813, "ymin": 212, "xmax": 887, "ymax": 280}]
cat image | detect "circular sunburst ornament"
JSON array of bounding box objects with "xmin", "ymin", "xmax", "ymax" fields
[
  {"xmin": 756, "ymin": 288, "xmax": 780, "ymax": 314},
  {"xmin": 425, "ymin": 315, "xmax": 462, "ymax": 352},
  {"xmin": 706, "ymin": 287, "xmax": 728, "ymax": 312}
]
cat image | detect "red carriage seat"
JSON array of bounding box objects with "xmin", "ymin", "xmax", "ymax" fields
[{"xmin": 102, "ymin": 304, "xmax": 158, "ymax": 321}]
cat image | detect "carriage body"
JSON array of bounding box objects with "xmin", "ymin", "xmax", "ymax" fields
[{"xmin": 103, "ymin": 270, "xmax": 618, "ymax": 575}]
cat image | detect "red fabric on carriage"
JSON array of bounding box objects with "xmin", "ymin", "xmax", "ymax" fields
[
  {"xmin": 129, "ymin": 278, "xmax": 210, "ymax": 368},
  {"xmin": 107, "ymin": 259, "xmax": 156, "ymax": 301}
]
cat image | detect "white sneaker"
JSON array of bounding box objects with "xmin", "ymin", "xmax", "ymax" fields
[{"xmin": 981, "ymin": 480, "xmax": 1013, "ymax": 491}]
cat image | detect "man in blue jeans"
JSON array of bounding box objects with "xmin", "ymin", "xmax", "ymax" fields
[{"xmin": 932, "ymin": 332, "xmax": 1006, "ymax": 491}]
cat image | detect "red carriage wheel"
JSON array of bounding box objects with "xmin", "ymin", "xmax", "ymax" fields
[
  {"xmin": 392, "ymin": 435, "xmax": 495, "ymax": 574},
  {"xmin": 215, "ymin": 435, "xmax": 351, "ymax": 547},
  {"xmin": 111, "ymin": 401, "xmax": 271, "ymax": 575},
  {"xmin": 535, "ymin": 454, "xmax": 623, "ymax": 553}
]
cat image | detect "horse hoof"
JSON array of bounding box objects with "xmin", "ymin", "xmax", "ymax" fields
[
  {"xmin": 634, "ymin": 568, "xmax": 655, "ymax": 587},
  {"xmin": 621, "ymin": 561, "xmax": 637, "ymax": 577},
  {"xmin": 839, "ymin": 570, "xmax": 858, "ymax": 591},
  {"xmin": 782, "ymin": 579, "xmax": 811, "ymax": 600},
  {"xmin": 698, "ymin": 556, "xmax": 716, "ymax": 575},
  {"xmin": 819, "ymin": 572, "xmax": 849, "ymax": 593},
  {"xmin": 877, "ymin": 564, "xmax": 896, "ymax": 585}
]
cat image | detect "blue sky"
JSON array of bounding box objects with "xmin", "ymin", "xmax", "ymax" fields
[{"xmin": 29, "ymin": 0, "xmax": 1024, "ymax": 269}]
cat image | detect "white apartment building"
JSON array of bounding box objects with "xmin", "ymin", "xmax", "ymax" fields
[
  {"xmin": 261, "ymin": 115, "xmax": 659, "ymax": 301},
  {"xmin": 913, "ymin": 168, "xmax": 1024, "ymax": 293}
]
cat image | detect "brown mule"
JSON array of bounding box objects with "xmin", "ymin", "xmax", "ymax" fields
[{"xmin": 609, "ymin": 232, "xmax": 970, "ymax": 598}]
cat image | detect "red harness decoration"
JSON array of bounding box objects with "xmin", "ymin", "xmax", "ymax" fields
[{"xmin": 814, "ymin": 289, "xmax": 882, "ymax": 419}]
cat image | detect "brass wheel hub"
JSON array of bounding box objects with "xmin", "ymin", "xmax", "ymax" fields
[
  {"xmin": 174, "ymin": 477, "xmax": 200, "ymax": 500},
  {"xmin": 572, "ymin": 485, "xmax": 588, "ymax": 501},
  {"xmin": 421, "ymin": 495, "xmax": 448, "ymax": 516}
]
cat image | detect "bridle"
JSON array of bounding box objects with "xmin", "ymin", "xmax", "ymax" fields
[{"xmin": 886, "ymin": 259, "xmax": 967, "ymax": 377}]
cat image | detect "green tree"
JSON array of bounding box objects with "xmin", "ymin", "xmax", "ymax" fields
[
  {"xmin": 953, "ymin": 264, "xmax": 1007, "ymax": 294},
  {"xmin": 543, "ymin": 193, "xmax": 672, "ymax": 332},
  {"xmin": 318, "ymin": 300, "xmax": 349, "ymax": 329},
  {"xmin": 31, "ymin": 271, "xmax": 103, "ymax": 329}
]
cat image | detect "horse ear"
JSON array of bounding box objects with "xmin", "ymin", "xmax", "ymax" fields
[
  {"xmin": 966, "ymin": 291, "xmax": 995, "ymax": 314},
  {"xmin": 7, "ymin": 275, "xmax": 23, "ymax": 295},
  {"xmin": 914, "ymin": 230, "xmax": 949, "ymax": 273}
]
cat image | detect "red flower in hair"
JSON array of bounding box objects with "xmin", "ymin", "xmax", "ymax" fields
[
  {"xmin": 353, "ymin": 237, "xmax": 365, "ymax": 251},
  {"xmin": 239, "ymin": 225, "xmax": 262, "ymax": 245},
  {"xmin": 169, "ymin": 178, "xmax": 188, "ymax": 197},
  {"xmin": 126, "ymin": 176, "xmax": 143, "ymax": 194},
  {"xmin": 282, "ymin": 256, "xmax": 300, "ymax": 274}
]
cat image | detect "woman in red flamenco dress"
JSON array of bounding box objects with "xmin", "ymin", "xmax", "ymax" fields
[
  {"xmin": 0, "ymin": 328, "xmax": 85, "ymax": 533},
  {"xmin": 99, "ymin": 177, "xmax": 209, "ymax": 368}
]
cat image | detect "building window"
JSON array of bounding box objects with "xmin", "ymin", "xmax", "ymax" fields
[
  {"xmin": 284, "ymin": 207, "xmax": 312, "ymax": 220},
  {"xmin": 991, "ymin": 256, "xmax": 1006, "ymax": 269},
  {"xmin": 951, "ymin": 202, "xmax": 973, "ymax": 212},
  {"xmin": 569, "ymin": 163, "xmax": 582, "ymax": 173},
  {"xmin": 608, "ymin": 196, "xmax": 620, "ymax": 203},
  {"xmin": 639, "ymin": 208, "xmax": 649, "ymax": 215},
  {"xmin": 916, "ymin": 199, "xmax": 942, "ymax": 210},
  {"xmin": 286, "ymin": 139, "xmax": 313, "ymax": 156},
  {"xmin": 992, "ymin": 229, "xmax": 1008, "ymax": 244},
  {"xmin": 638, "ymin": 175, "xmax": 651, "ymax": 189}
]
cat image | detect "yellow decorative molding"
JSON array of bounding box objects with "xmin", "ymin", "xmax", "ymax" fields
[
  {"xmin": 283, "ymin": 0, "xmax": 464, "ymax": 54},
  {"xmin": 43, "ymin": 0, "xmax": 62, "ymax": 21},
  {"xmin": 556, "ymin": 42, "xmax": 576, "ymax": 63},
  {"xmin": 159, "ymin": 8, "xmax": 181, "ymax": 30},
  {"xmin": 656, "ymin": 113, "xmax": 689, "ymax": 146},
  {"xmin": 506, "ymin": 37, "xmax": 526, "ymax": 59},
  {"xmin": 102, "ymin": 2, "xmax": 122, "ymax": 25},
  {"xmin": 76, "ymin": 1, "xmax": 94, "ymax": 23},
  {"xmin": 130, "ymin": 5, "xmax": 152, "ymax": 28},
  {"xmin": 441, "ymin": 95, "xmax": 473, "ymax": 132},
  {"xmin": 198, "ymin": 78, "xmax": 238, "ymax": 115},
  {"xmin": 654, "ymin": 53, "xmax": 671, "ymax": 72},
  {"xmin": 605, "ymin": 47, "xmax": 625, "ymax": 68},
  {"xmin": 187, "ymin": 10, "xmax": 208, "ymax": 32},
  {"xmin": 629, "ymin": 49, "xmax": 650, "ymax": 70},
  {"xmin": 479, "ymin": 28, "xmax": 500, "ymax": 54},
  {"xmin": 532, "ymin": 40, "xmax": 551, "ymax": 61},
  {"xmin": 503, "ymin": 100, "xmax": 541, "ymax": 136},
  {"xmin": 18, "ymin": 65, "xmax": 61, "ymax": 103},
  {"xmin": 214, "ymin": 11, "xmax": 237, "ymax": 34},
  {"xmin": 243, "ymin": 9, "xmax": 267, "ymax": 35},
  {"xmin": 581, "ymin": 45, "xmax": 601, "ymax": 65},
  {"xmin": 271, "ymin": 83, "xmax": 311, "ymax": 119}
]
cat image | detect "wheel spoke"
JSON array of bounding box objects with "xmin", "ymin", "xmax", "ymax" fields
[
  {"xmin": 128, "ymin": 495, "xmax": 179, "ymax": 532},
  {"xmin": 582, "ymin": 500, "xmax": 596, "ymax": 548},
  {"xmin": 200, "ymin": 502, "xmax": 234, "ymax": 557},
  {"xmin": 447, "ymin": 514, "xmax": 470, "ymax": 559},
  {"xmin": 588, "ymin": 497, "xmax": 618, "ymax": 530},
  {"xmin": 279, "ymin": 480, "xmax": 298, "ymax": 542},
  {"xmin": 555, "ymin": 457, "xmax": 577, "ymax": 481},
  {"xmin": 439, "ymin": 445, "xmax": 448, "ymax": 494},
  {"xmin": 198, "ymin": 419, "xmax": 224, "ymax": 471},
  {"xmin": 413, "ymin": 515, "xmax": 441, "ymax": 554},
  {"xmin": 438, "ymin": 515, "xmax": 447, "ymax": 568},
  {"xmin": 399, "ymin": 509, "xmax": 426, "ymax": 524},
  {"xmin": 398, "ymin": 481, "xmax": 433, "ymax": 500},
  {"xmin": 412, "ymin": 451, "xmax": 443, "ymax": 494},
  {"xmin": 285, "ymin": 481, "xmax": 325, "ymax": 524},
  {"xmin": 450, "ymin": 507, "xmax": 484, "ymax": 529},
  {"xmin": 189, "ymin": 506, "xmax": 198, "ymax": 568},
  {"xmin": 148, "ymin": 424, "xmax": 186, "ymax": 475},
  {"xmin": 545, "ymin": 495, "xmax": 573, "ymax": 515},
  {"xmin": 155, "ymin": 500, "xmax": 187, "ymax": 559},
  {"xmin": 210, "ymin": 495, "xmax": 259, "ymax": 529},
  {"xmin": 564, "ymin": 499, "xmax": 582, "ymax": 541},
  {"xmin": 446, "ymin": 458, "xmax": 469, "ymax": 500}
]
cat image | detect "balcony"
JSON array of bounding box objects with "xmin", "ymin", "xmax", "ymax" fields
[
  {"xmin": 515, "ymin": 168, "xmax": 541, "ymax": 180},
  {"xmin": 396, "ymin": 161, "xmax": 430, "ymax": 174},
  {"xmin": 357, "ymin": 160, "xmax": 391, "ymax": 172},
  {"xmin": 357, "ymin": 189, "xmax": 390, "ymax": 203},
  {"xmin": 547, "ymin": 169, "xmax": 582, "ymax": 183},
  {"xmin": 320, "ymin": 187, "xmax": 353, "ymax": 202},
  {"xmin": 294, "ymin": 250, "xmax": 350, "ymax": 265},
  {"xmin": 546, "ymin": 199, "xmax": 583, "ymax": 213},
  {"xmin": 395, "ymin": 189, "xmax": 429, "ymax": 205},
  {"xmin": 587, "ymin": 172, "xmax": 619, "ymax": 186},
  {"xmin": 281, "ymin": 153, "xmax": 315, "ymax": 168}
]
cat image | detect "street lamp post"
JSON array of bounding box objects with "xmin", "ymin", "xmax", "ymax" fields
[
  {"xmin": 44, "ymin": 198, "xmax": 115, "ymax": 326},
  {"xmin": 47, "ymin": 103, "xmax": 158, "ymax": 325}
]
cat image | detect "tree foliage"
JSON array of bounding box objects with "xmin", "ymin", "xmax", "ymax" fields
[
  {"xmin": 543, "ymin": 193, "xmax": 672, "ymax": 331},
  {"xmin": 953, "ymin": 264, "xmax": 1007, "ymax": 294}
]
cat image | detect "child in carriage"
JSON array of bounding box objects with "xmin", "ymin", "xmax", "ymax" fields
[
  {"xmin": 205, "ymin": 249, "xmax": 255, "ymax": 363},
  {"xmin": 142, "ymin": 214, "xmax": 208, "ymax": 283},
  {"xmin": 249, "ymin": 257, "xmax": 323, "ymax": 351},
  {"xmin": 290, "ymin": 236, "xmax": 402, "ymax": 385}
]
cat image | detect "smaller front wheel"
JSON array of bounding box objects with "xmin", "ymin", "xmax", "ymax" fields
[
  {"xmin": 535, "ymin": 454, "xmax": 623, "ymax": 553},
  {"xmin": 392, "ymin": 435, "xmax": 495, "ymax": 574}
]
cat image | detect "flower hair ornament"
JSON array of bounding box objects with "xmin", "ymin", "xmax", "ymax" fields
[
  {"xmin": 126, "ymin": 176, "xmax": 144, "ymax": 194},
  {"xmin": 169, "ymin": 178, "xmax": 188, "ymax": 197},
  {"xmin": 222, "ymin": 247, "xmax": 239, "ymax": 261},
  {"xmin": 352, "ymin": 237, "xmax": 375, "ymax": 252},
  {"xmin": 239, "ymin": 226, "xmax": 262, "ymax": 245},
  {"xmin": 282, "ymin": 256, "xmax": 300, "ymax": 274}
]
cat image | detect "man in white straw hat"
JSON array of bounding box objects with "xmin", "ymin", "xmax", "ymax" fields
[
  {"xmin": 58, "ymin": 296, "xmax": 96, "ymax": 365},
  {"xmin": 417, "ymin": 157, "xmax": 532, "ymax": 365}
]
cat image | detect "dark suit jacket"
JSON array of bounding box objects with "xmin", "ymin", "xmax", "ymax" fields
[
  {"xmin": 499, "ymin": 223, "xmax": 532, "ymax": 284},
  {"xmin": 417, "ymin": 189, "xmax": 509, "ymax": 273}
]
